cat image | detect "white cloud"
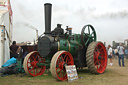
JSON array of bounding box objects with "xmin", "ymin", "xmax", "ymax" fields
[{"xmin": 10, "ymin": 0, "xmax": 128, "ymax": 45}]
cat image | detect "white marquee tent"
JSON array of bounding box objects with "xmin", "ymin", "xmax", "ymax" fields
[{"xmin": 0, "ymin": 0, "xmax": 12, "ymax": 67}]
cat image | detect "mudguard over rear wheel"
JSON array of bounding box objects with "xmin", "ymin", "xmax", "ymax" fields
[{"xmin": 86, "ymin": 42, "xmax": 107, "ymax": 74}]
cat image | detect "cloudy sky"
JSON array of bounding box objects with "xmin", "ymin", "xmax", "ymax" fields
[{"xmin": 10, "ymin": 0, "xmax": 128, "ymax": 46}]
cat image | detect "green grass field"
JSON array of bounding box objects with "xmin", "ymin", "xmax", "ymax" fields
[{"xmin": 0, "ymin": 58, "xmax": 128, "ymax": 85}]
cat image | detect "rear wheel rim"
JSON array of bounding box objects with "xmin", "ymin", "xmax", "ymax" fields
[{"xmin": 94, "ymin": 42, "xmax": 107, "ymax": 73}]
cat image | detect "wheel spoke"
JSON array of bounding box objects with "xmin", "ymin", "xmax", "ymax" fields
[
  {"xmin": 84, "ymin": 33, "xmax": 90, "ymax": 37},
  {"xmin": 57, "ymin": 69, "xmax": 62, "ymax": 74},
  {"xmin": 61, "ymin": 55, "xmax": 64, "ymax": 62},
  {"xmin": 64, "ymin": 54, "xmax": 67, "ymax": 61},
  {"xmin": 63, "ymin": 71, "xmax": 65, "ymax": 77},
  {"xmin": 30, "ymin": 57, "xmax": 33, "ymax": 62},
  {"xmin": 98, "ymin": 62, "xmax": 104, "ymax": 69},
  {"xmin": 59, "ymin": 57, "xmax": 62, "ymax": 63},
  {"xmin": 94, "ymin": 61, "xmax": 97, "ymax": 65},
  {"xmin": 62, "ymin": 70, "xmax": 66, "ymax": 77},
  {"xmin": 91, "ymin": 36, "xmax": 94, "ymax": 38},
  {"xmin": 67, "ymin": 61, "xmax": 72, "ymax": 65},
  {"xmin": 56, "ymin": 67, "xmax": 59, "ymax": 70},
  {"xmin": 96, "ymin": 46, "xmax": 99, "ymax": 51},
  {"xmin": 101, "ymin": 56, "xmax": 105, "ymax": 60},
  {"xmin": 28, "ymin": 65, "xmax": 32, "ymax": 68},
  {"xmin": 39, "ymin": 68, "xmax": 42, "ymax": 72},
  {"xmin": 33, "ymin": 55, "xmax": 36, "ymax": 61},
  {"xmin": 36, "ymin": 67, "xmax": 38, "ymax": 73},
  {"xmin": 35, "ymin": 55, "xmax": 38, "ymax": 60},
  {"xmin": 65, "ymin": 57, "xmax": 68, "ymax": 63},
  {"xmin": 38, "ymin": 57, "xmax": 41, "ymax": 62},
  {"xmin": 100, "ymin": 47, "xmax": 103, "ymax": 51},
  {"xmin": 100, "ymin": 64, "xmax": 104, "ymax": 69},
  {"xmin": 63, "ymin": 70, "xmax": 66, "ymax": 77},
  {"xmin": 33, "ymin": 68, "xmax": 35, "ymax": 75},
  {"xmin": 60, "ymin": 71, "xmax": 62, "ymax": 77},
  {"xmin": 95, "ymin": 60, "xmax": 99, "ymax": 65},
  {"xmin": 97, "ymin": 60, "xmax": 100, "ymax": 65},
  {"xmin": 85, "ymin": 38, "xmax": 90, "ymax": 46},
  {"xmin": 29, "ymin": 67, "xmax": 34, "ymax": 72},
  {"xmin": 94, "ymin": 51, "xmax": 100, "ymax": 59},
  {"xmin": 90, "ymin": 31, "xmax": 94, "ymax": 36},
  {"xmin": 94, "ymin": 51, "xmax": 98, "ymax": 57},
  {"xmin": 27, "ymin": 62, "xmax": 31, "ymax": 63},
  {"xmin": 96, "ymin": 65, "xmax": 98, "ymax": 69},
  {"xmin": 58, "ymin": 57, "xmax": 61, "ymax": 64},
  {"xmin": 57, "ymin": 63, "xmax": 60, "ymax": 68},
  {"xmin": 88, "ymin": 26, "xmax": 90, "ymax": 34}
]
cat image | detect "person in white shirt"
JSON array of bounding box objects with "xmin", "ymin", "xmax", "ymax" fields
[
  {"xmin": 117, "ymin": 43, "xmax": 125, "ymax": 67},
  {"xmin": 108, "ymin": 45, "xmax": 113, "ymax": 66}
]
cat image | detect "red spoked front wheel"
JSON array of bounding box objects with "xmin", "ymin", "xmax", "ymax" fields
[
  {"xmin": 23, "ymin": 51, "xmax": 46, "ymax": 76},
  {"xmin": 86, "ymin": 42, "xmax": 107, "ymax": 74},
  {"xmin": 50, "ymin": 51, "xmax": 74, "ymax": 81}
]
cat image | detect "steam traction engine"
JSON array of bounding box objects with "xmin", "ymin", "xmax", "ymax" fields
[{"xmin": 23, "ymin": 3, "xmax": 107, "ymax": 81}]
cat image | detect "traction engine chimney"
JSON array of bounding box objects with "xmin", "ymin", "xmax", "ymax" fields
[{"xmin": 44, "ymin": 3, "xmax": 52, "ymax": 34}]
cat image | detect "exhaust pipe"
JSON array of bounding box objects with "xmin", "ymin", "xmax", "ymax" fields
[{"xmin": 44, "ymin": 3, "xmax": 52, "ymax": 34}]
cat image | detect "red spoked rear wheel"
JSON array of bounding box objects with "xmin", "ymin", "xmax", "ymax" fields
[
  {"xmin": 50, "ymin": 51, "xmax": 74, "ymax": 81},
  {"xmin": 23, "ymin": 51, "xmax": 46, "ymax": 76},
  {"xmin": 86, "ymin": 42, "xmax": 107, "ymax": 74}
]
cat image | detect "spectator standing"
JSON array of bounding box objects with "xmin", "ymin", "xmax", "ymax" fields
[
  {"xmin": 10, "ymin": 41, "xmax": 19, "ymax": 58},
  {"xmin": 114, "ymin": 49, "xmax": 119, "ymax": 59},
  {"xmin": 108, "ymin": 45, "xmax": 113, "ymax": 66},
  {"xmin": 117, "ymin": 43, "xmax": 125, "ymax": 67},
  {"xmin": 124, "ymin": 49, "xmax": 128, "ymax": 59}
]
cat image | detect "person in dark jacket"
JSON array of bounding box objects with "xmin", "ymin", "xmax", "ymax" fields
[{"xmin": 10, "ymin": 41, "xmax": 19, "ymax": 58}]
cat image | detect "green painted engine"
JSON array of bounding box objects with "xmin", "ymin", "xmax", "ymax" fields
[{"xmin": 23, "ymin": 3, "xmax": 107, "ymax": 81}]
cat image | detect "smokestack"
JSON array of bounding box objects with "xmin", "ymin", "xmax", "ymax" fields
[
  {"xmin": 36, "ymin": 29, "xmax": 38, "ymax": 42},
  {"xmin": 44, "ymin": 3, "xmax": 52, "ymax": 34}
]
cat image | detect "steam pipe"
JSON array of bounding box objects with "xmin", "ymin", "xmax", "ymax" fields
[{"xmin": 44, "ymin": 3, "xmax": 52, "ymax": 34}]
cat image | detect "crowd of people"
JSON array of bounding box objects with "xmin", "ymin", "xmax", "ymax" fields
[{"xmin": 107, "ymin": 43, "xmax": 126, "ymax": 67}]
